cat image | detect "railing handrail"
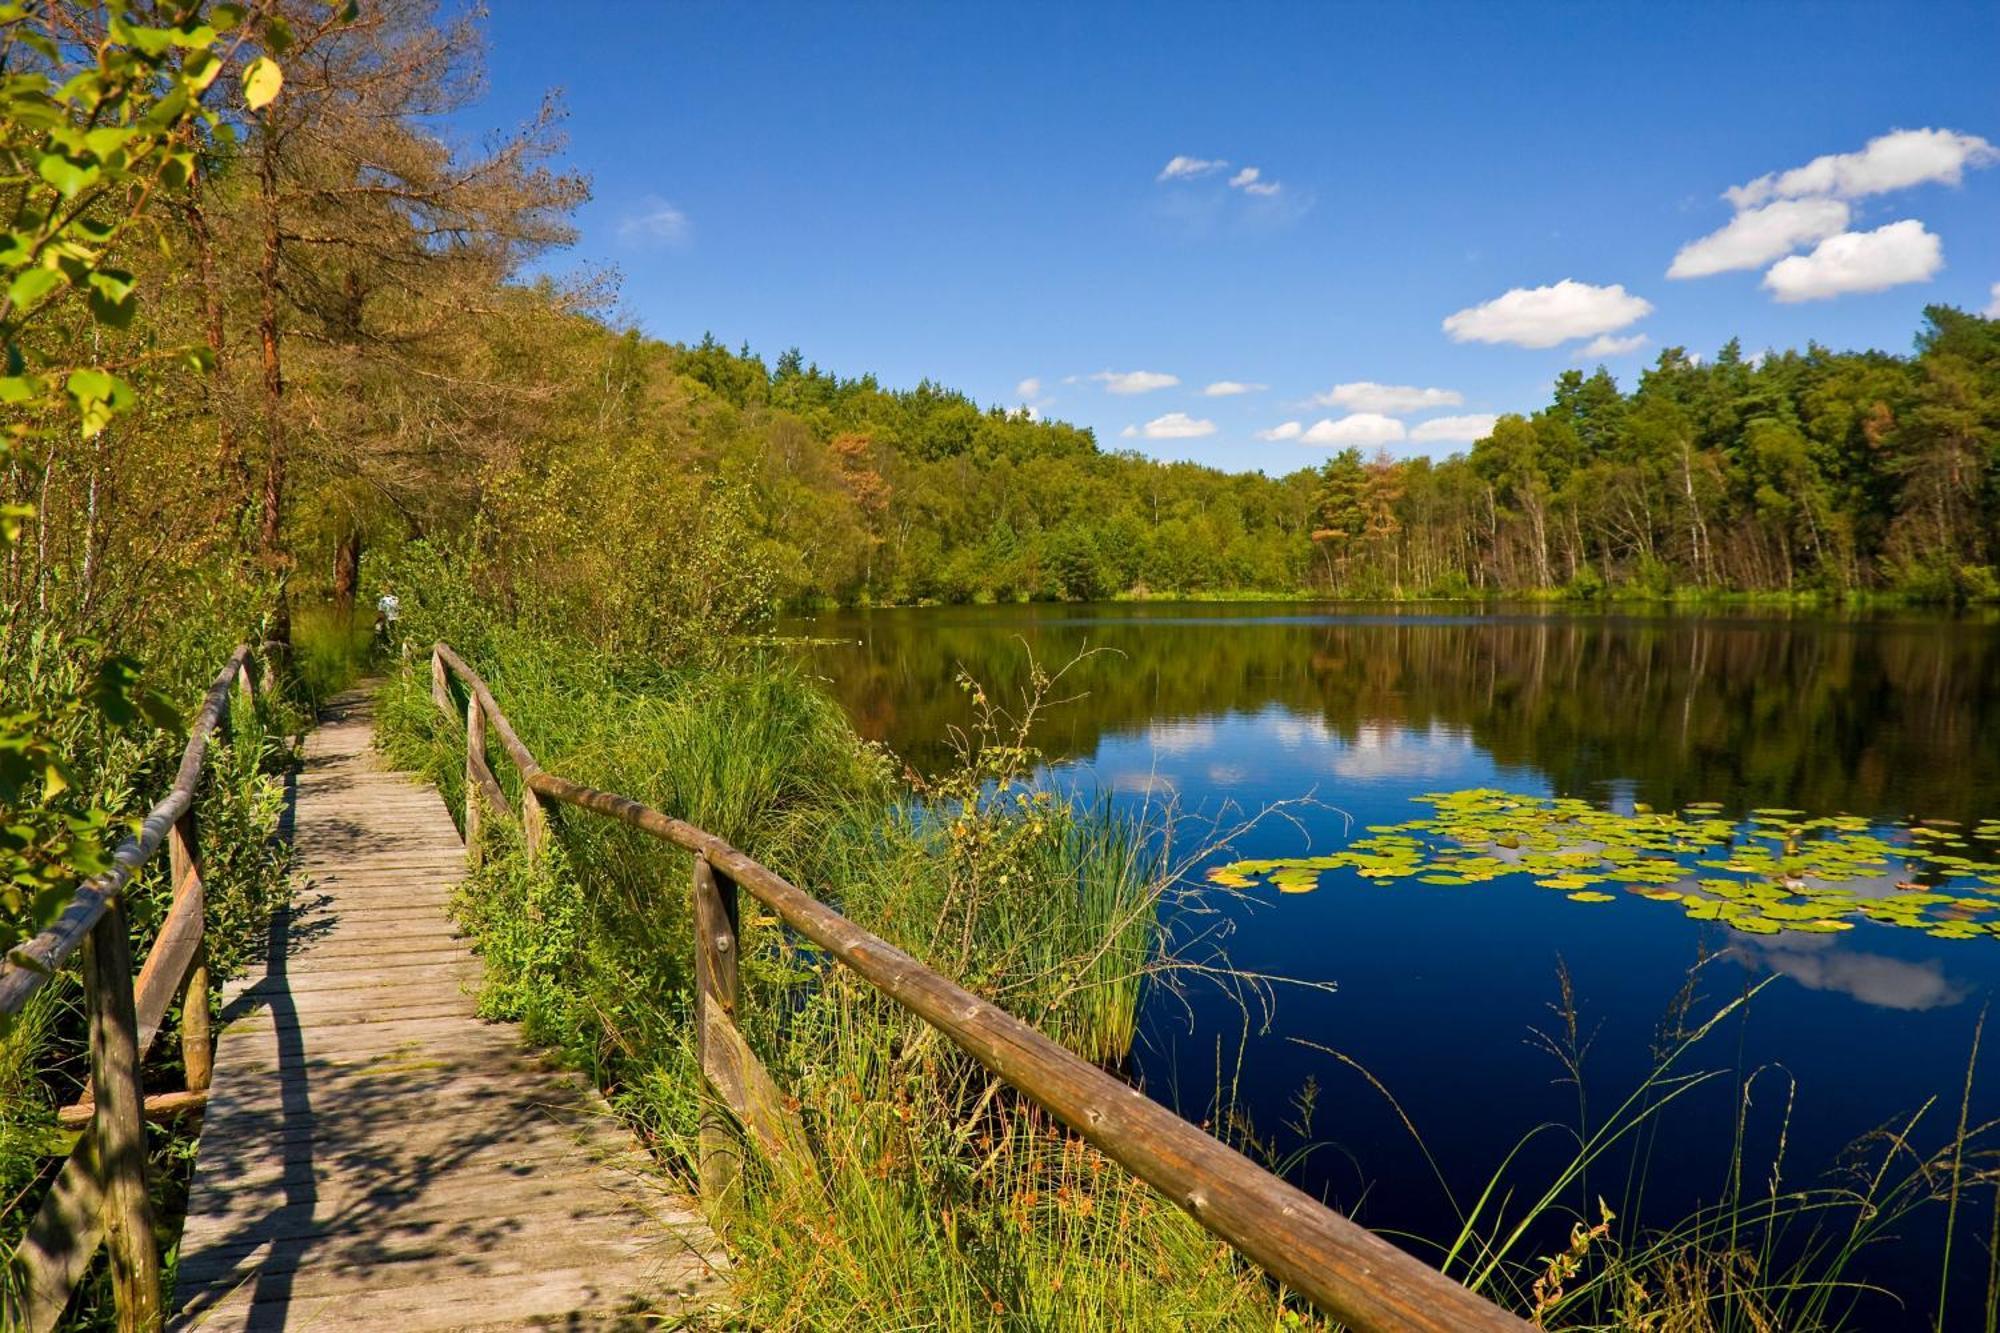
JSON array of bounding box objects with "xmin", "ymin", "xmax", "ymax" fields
[
  {"xmin": 0, "ymin": 644, "xmax": 252, "ymax": 1014},
  {"xmin": 2, "ymin": 643, "xmax": 252, "ymax": 1333},
  {"xmin": 430, "ymin": 641, "xmax": 1526, "ymax": 1332}
]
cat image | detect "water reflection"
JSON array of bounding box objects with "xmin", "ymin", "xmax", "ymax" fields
[
  {"xmin": 789, "ymin": 603, "xmax": 2000, "ymax": 1328},
  {"xmin": 1729, "ymin": 934, "xmax": 1971, "ymax": 1011},
  {"xmin": 792, "ymin": 603, "xmax": 2000, "ymax": 823}
]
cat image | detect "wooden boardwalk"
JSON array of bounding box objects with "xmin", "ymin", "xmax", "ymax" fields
[{"xmin": 171, "ymin": 690, "xmax": 724, "ymax": 1331}]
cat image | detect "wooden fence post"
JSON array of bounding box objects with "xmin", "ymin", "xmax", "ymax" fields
[
  {"xmin": 171, "ymin": 810, "xmax": 212, "ymax": 1095},
  {"xmin": 82, "ymin": 899, "xmax": 162, "ymax": 1331},
  {"xmin": 431, "ymin": 649, "xmax": 451, "ymax": 719},
  {"xmin": 521, "ymin": 786, "xmax": 546, "ymax": 864},
  {"xmin": 465, "ymin": 696, "xmax": 486, "ymax": 869},
  {"xmin": 692, "ymin": 855, "xmax": 741, "ymax": 1206}
]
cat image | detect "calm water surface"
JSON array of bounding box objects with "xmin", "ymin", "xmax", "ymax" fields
[{"xmin": 787, "ymin": 603, "xmax": 2000, "ymax": 1323}]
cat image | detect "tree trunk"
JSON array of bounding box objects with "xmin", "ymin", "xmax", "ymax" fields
[
  {"xmin": 257, "ymin": 118, "xmax": 290, "ymax": 681},
  {"xmin": 332, "ymin": 531, "xmax": 362, "ymax": 615},
  {"xmin": 188, "ymin": 155, "xmax": 243, "ymax": 506}
]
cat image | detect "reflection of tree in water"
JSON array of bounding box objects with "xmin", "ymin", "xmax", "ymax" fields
[{"xmin": 793, "ymin": 606, "xmax": 2000, "ymax": 823}]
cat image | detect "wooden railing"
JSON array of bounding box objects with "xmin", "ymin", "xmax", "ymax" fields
[
  {"xmin": 429, "ymin": 643, "xmax": 1525, "ymax": 1332},
  {"xmin": 0, "ymin": 647, "xmax": 256, "ymax": 1333}
]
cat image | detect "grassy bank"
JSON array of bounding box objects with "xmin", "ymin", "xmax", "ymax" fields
[{"xmin": 372, "ymin": 592, "xmax": 1300, "ymax": 1325}]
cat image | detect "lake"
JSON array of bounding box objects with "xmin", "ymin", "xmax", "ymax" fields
[{"xmin": 786, "ymin": 602, "xmax": 2000, "ymax": 1325}]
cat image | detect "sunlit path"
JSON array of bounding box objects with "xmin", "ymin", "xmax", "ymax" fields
[{"xmin": 171, "ymin": 690, "xmax": 725, "ymax": 1331}]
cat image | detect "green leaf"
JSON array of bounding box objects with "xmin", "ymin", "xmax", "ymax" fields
[
  {"xmin": 86, "ymin": 269, "xmax": 136, "ymax": 329},
  {"xmin": 64, "ymin": 369, "xmax": 134, "ymax": 437},
  {"xmin": 7, "ymin": 266, "xmax": 65, "ymax": 312},
  {"xmin": 35, "ymin": 151, "xmax": 98, "ymax": 198},
  {"xmin": 242, "ymin": 57, "xmax": 282, "ymax": 110}
]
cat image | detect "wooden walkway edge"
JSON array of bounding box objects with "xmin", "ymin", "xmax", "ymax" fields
[{"xmin": 170, "ymin": 688, "xmax": 724, "ymax": 1331}]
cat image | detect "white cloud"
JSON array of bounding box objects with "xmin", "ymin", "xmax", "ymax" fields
[
  {"xmin": 1015, "ymin": 377, "xmax": 1041, "ymax": 400},
  {"xmin": 1409, "ymin": 413, "xmax": 1499, "ymax": 444},
  {"xmin": 1726, "ymin": 128, "xmax": 1999, "ymax": 209},
  {"xmin": 1442, "ymin": 279, "xmax": 1653, "ymax": 349},
  {"xmin": 617, "ymin": 197, "xmax": 691, "ymax": 246},
  {"xmin": 1301, "ymin": 414, "xmax": 1406, "ymax": 447},
  {"xmin": 1762, "ymin": 220, "xmax": 1943, "ymax": 303},
  {"xmin": 1204, "ymin": 380, "xmax": 1266, "ymax": 396},
  {"xmin": 1256, "ymin": 421, "xmax": 1303, "ymax": 441},
  {"xmin": 1091, "ymin": 369, "xmax": 1180, "ymax": 395},
  {"xmin": 1223, "ymin": 166, "xmax": 1282, "ymax": 197},
  {"xmin": 1668, "ymin": 198, "xmax": 1852, "ymax": 278},
  {"xmin": 1119, "ymin": 425, "xmax": 1137, "ymax": 438},
  {"xmin": 1139, "ymin": 412, "xmax": 1216, "ymax": 440},
  {"xmin": 1985, "ymin": 282, "xmax": 2000, "ymax": 318},
  {"xmin": 1574, "ymin": 332, "xmax": 1650, "ymax": 360},
  {"xmin": 1157, "ymin": 155, "xmax": 1228, "ymax": 182},
  {"xmin": 1311, "ymin": 381, "xmax": 1464, "ymax": 414}
]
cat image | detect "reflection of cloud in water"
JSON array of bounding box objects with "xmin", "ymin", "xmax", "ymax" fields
[
  {"xmin": 1206, "ymin": 763, "xmax": 1248, "ymax": 786},
  {"xmin": 1329, "ymin": 722, "xmax": 1474, "ymax": 781},
  {"xmin": 1106, "ymin": 769, "xmax": 1177, "ymax": 796},
  {"xmin": 1146, "ymin": 718, "xmax": 1218, "ymax": 756},
  {"xmin": 1267, "ymin": 714, "xmax": 1334, "ymax": 750},
  {"xmin": 1729, "ymin": 933, "xmax": 1969, "ymax": 1012}
]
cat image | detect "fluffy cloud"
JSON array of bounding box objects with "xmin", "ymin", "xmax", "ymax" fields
[
  {"xmin": 1301, "ymin": 414, "xmax": 1406, "ymax": 446},
  {"xmin": 1574, "ymin": 332, "xmax": 1650, "ymax": 359},
  {"xmin": 1986, "ymin": 282, "xmax": 2000, "ymax": 319},
  {"xmin": 1726, "ymin": 128, "xmax": 1998, "ymax": 209},
  {"xmin": 1203, "ymin": 380, "xmax": 1266, "ymax": 396},
  {"xmin": 1255, "ymin": 421, "xmax": 1303, "ymax": 441},
  {"xmin": 1442, "ymin": 280, "xmax": 1652, "ymax": 348},
  {"xmin": 1015, "ymin": 377, "xmax": 1041, "ymax": 400},
  {"xmin": 1157, "ymin": 155, "xmax": 1228, "ymax": 182},
  {"xmin": 1311, "ymin": 381, "xmax": 1463, "ymax": 414},
  {"xmin": 1408, "ymin": 413, "xmax": 1499, "ymax": 444},
  {"xmin": 1090, "ymin": 369, "xmax": 1180, "ymax": 394},
  {"xmin": 1668, "ymin": 198, "xmax": 1851, "ymax": 278},
  {"xmin": 1762, "ymin": 220, "xmax": 1943, "ymax": 302},
  {"xmin": 1137, "ymin": 412, "xmax": 1216, "ymax": 439},
  {"xmin": 1227, "ymin": 166, "xmax": 1282, "ymax": 197},
  {"xmin": 616, "ymin": 197, "xmax": 691, "ymax": 246}
]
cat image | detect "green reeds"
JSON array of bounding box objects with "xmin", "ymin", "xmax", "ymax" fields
[{"xmin": 376, "ymin": 630, "xmax": 1302, "ymax": 1328}]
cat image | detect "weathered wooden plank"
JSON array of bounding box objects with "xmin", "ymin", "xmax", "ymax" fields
[{"xmin": 172, "ymin": 687, "xmax": 722, "ymax": 1331}]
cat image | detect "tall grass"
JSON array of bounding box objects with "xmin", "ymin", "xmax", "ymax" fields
[{"xmin": 375, "ymin": 596, "xmax": 1306, "ymax": 1325}]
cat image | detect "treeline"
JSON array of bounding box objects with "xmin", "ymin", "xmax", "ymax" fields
[
  {"xmin": 428, "ymin": 312, "xmax": 2000, "ymax": 625},
  {"xmin": 1313, "ymin": 320, "xmax": 2000, "ymax": 602}
]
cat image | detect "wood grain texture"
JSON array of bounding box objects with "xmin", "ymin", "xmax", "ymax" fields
[{"xmin": 170, "ymin": 688, "xmax": 725, "ymax": 1332}]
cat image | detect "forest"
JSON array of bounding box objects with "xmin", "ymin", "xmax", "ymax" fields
[{"xmin": 6, "ymin": 0, "xmax": 1998, "ymax": 664}]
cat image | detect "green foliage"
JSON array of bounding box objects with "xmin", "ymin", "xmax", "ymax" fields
[{"xmin": 0, "ymin": 1, "xmax": 282, "ymax": 446}]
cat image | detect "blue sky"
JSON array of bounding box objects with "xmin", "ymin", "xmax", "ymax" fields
[{"xmin": 474, "ymin": 2, "xmax": 1999, "ymax": 475}]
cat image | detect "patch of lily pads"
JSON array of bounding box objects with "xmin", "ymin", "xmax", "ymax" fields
[{"xmin": 1208, "ymin": 790, "xmax": 2000, "ymax": 941}]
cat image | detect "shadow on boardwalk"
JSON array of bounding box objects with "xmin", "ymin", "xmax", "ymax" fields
[{"xmin": 171, "ymin": 689, "xmax": 723, "ymax": 1332}]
